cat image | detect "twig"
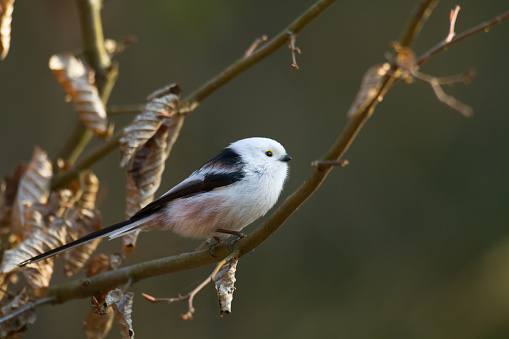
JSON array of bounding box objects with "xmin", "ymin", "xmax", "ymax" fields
[
  {"xmin": 244, "ymin": 35, "xmax": 268, "ymax": 57},
  {"xmin": 311, "ymin": 159, "xmax": 349, "ymax": 171},
  {"xmin": 141, "ymin": 251, "xmax": 238, "ymax": 320},
  {"xmin": 51, "ymin": 0, "xmax": 337, "ymax": 188},
  {"xmin": 446, "ymin": 6, "xmax": 461, "ymax": 43},
  {"xmin": 184, "ymin": 0, "xmax": 336, "ymax": 105},
  {"xmin": 0, "ymin": 296, "xmax": 55, "ymax": 325},
  {"xmin": 400, "ymin": 0, "xmax": 440, "ymax": 47},
  {"xmin": 288, "ymin": 32, "xmax": 301, "ymax": 69},
  {"xmin": 417, "ymin": 9, "xmax": 509, "ymax": 65},
  {"xmin": 412, "ymin": 69, "xmax": 475, "ymax": 116},
  {"xmin": 53, "ymin": 0, "xmax": 117, "ymax": 174},
  {"xmin": 107, "ymin": 104, "xmax": 145, "ymax": 115}
]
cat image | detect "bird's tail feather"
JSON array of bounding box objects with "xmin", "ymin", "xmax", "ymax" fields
[{"xmin": 18, "ymin": 217, "xmax": 146, "ymax": 267}]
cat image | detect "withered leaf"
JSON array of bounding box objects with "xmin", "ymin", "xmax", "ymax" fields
[
  {"xmin": 123, "ymin": 125, "xmax": 168, "ymax": 252},
  {"xmin": 0, "ymin": 164, "xmax": 26, "ymax": 230},
  {"xmin": 21, "ymin": 190, "xmax": 73, "ymax": 237},
  {"xmin": 214, "ymin": 258, "xmax": 238, "ymax": 315},
  {"xmin": 63, "ymin": 171, "xmax": 103, "ymax": 276},
  {"xmin": 64, "ymin": 210, "xmax": 102, "ymax": 277},
  {"xmin": 77, "ymin": 171, "xmax": 100, "ymax": 212},
  {"xmin": 0, "ymin": 289, "xmax": 36, "ymax": 338},
  {"xmin": 105, "ymin": 289, "xmax": 135, "ymax": 339},
  {"xmin": 49, "ymin": 53, "xmax": 109, "ymax": 137},
  {"xmin": 0, "ymin": 0, "xmax": 14, "ymax": 60},
  {"xmin": 119, "ymin": 84, "xmax": 182, "ymax": 167},
  {"xmin": 123, "ymin": 114, "xmax": 184, "ymax": 252},
  {"xmin": 11, "ymin": 147, "xmax": 52, "ymax": 240},
  {"xmin": 83, "ymin": 308, "xmax": 115, "ymax": 339},
  {"xmin": 347, "ymin": 63, "xmax": 390, "ymax": 118},
  {"xmin": 0, "ymin": 223, "xmax": 68, "ymax": 289}
]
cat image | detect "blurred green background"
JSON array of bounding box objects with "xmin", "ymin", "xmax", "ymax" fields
[{"xmin": 1, "ymin": 0, "xmax": 509, "ymax": 338}]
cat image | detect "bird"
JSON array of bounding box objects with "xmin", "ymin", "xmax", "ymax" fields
[{"xmin": 19, "ymin": 137, "xmax": 291, "ymax": 267}]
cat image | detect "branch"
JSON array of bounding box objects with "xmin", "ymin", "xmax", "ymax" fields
[
  {"xmin": 417, "ymin": 9, "xmax": 509, "ymax": 65},
  {"xmin": 53, "ymin": 0, "xmax": 117, "ymax": 170},
  {"xmin": 183, "ymin": 0, "xmax": 336, "ymax": 105},
  {"xmin": 51, "ymin": 0, "xmax": 337, "ymax": 188},
  {"xmin": 0, "ymin": 296, "xmax": 55, "ymax": 325},
  {"xmin": 400, "ymin": 0, "xmax": 440, "ymax": 47}
]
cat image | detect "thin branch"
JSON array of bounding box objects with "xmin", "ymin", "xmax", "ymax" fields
[
  {"xmin": 142, "ymin": 251, "xmax": 238, "ymax": 320},
  {"xmin": 244, "ymin": 35, "xmax": 268, "ymax": 58},
  {"xmin": 107, "ymin": 104, "xmax": 145, "ymax": 115},
  {"xmin": 51, "ymin": 0, "xmax": 337, "ymax": 188},
  {"xmin": 445, "ymin": 5, "xmax": 460, "ymax": 43},
  {"xmin": 183, "ymin": 0, "xmax": 336, "ymax": 105},
  {"xmin": 400, "ymin": 0, "xmax": 440, "ymax": 47},
  {"xmin": 0, "ymin": 296, "xmax": 55, "ymax": 325},
  {"xmin": 53, "ymin": 0, "xmax": 117, "ymax": 172},
  {"xmin": 417, "ymin": 9, "xmax": 509, "ymax": 65},
  {"xmin": 52, "ymin": 132, "xmax": 122, "ymax": 190},
  {"xmin": 288, "ymin": 33, "xmax": 301, "ymax": 69}
]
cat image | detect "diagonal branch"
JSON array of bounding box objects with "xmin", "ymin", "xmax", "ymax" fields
[{"xmin": 51, "ymin": 0, "xmax": 337, "ymax": 189}]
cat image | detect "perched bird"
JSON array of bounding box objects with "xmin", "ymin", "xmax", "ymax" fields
[{"xmin": 19, "ymin": 137, "xmax": 291, "ymax": 266}]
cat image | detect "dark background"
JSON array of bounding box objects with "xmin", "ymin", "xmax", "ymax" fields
[{"xmin": 1, "ymin": 0, "xmax": 509, "ymax": 338}]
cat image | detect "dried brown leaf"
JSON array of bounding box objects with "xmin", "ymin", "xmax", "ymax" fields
[
  {"xmin": 105, "ymin": 289, "xmax": 135, "ymax": 339},
  {"xmin": 0, "ymin": 223, "xmax": 67, "ymax": 289},
  {"xmin": 119, "ymin": 84, "xmax": 182, "ymax": 167},
  {"xmin": 49, "ymin": 53, "xmax": 109, "ymax": 137},
  {"xmin": 214, "ymin": 257, "xmax": 238, "ymax": 315},
  {"xmin": 83, "ymin": 308, "xmax": 115, "ymax": 339},
  {"xmin": 77, "ymin": 171, "xmax": 100, "ymax": 211},
  {"xmin": 123, "ymin": 124, "xmax": 168, "ymax": 252},
  {"xmin": 63, "ymin": 171, "xmax": 103, "ymax": 276},
  {"xmin": 0, "ymin": 289, "xmax": 36, "ymax": 338},
  {"xmin": 122, "ymin": 114, "xmax": 184, "ymax": 252},
  {"xmin": 347, "ymin": 64, "xmax": 390, "ymax": 118},
  {"xmin": 0, "ymin": 0, "xmax": 14, "ymax": 60},
  {"xmin": 11, "ymin": 147, "xmax": 52, "ymax": 239},
  {"xmin": 64, "ymin": 210, "xmax": 102, "ymax": 276},
  {"xmin": 0, "ymin": 164, "xmax": 26, "ymax": 231}
]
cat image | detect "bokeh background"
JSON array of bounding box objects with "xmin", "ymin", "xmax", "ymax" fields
[{"xmin": 1, "ymin": 0, "xmax": 509, "ymax": 338}]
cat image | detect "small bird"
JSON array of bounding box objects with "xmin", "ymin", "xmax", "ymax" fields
[{"xmin": 19, "ymin": 137, "xmax": 291, "ymax": 267}]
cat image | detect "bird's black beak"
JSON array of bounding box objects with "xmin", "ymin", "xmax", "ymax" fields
[{"xmin": 281, "ymin": 154, "xmax": 292, "ymax": 162}]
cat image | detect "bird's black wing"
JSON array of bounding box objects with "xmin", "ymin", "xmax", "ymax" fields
[{"xmin": 131, "ymin": 171, "xmax": 244, "ymax": 219}]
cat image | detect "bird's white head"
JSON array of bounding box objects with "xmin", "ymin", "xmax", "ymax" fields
[{"xmin": 229, "ymin": 137, "xmax": 291, "ymax": 175}]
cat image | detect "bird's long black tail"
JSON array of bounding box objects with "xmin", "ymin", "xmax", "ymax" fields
[{"xmin": 18, "ymin": 218, "xmax": 140, "ymax": 267}]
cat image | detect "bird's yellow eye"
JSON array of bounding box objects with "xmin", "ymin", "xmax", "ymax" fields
[{"xmin": 265, "ymin": 150, "xmax": 273, "ymax": 157}]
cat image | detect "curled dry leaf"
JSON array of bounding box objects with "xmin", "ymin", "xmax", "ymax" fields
[
  {"xmin": 22, "ymin": 190, "xmax": 73, "ymax": 237},
  {"xmin": 105, "ymin": 289, "xmax": 135, "ymax": 339},
  {"xmin": 123, "ymin": 124, "xmax": 168, "ymax": 252},
  {"xmin": 83, "ymin": 308, "xmax": 115, "ymax": 339},
  {"xmin": 64, "ymin": 210, "xmax": 102, "ymax": 277},
  {"xmin": 0, "ymin": 223, "xmax": 68, "ymax": 290},
  {"xmin": 0, "ymin": 0, "xmax": 14, "ymax": 60},
  {"xmin": 49, "ymin": 53, "xmax": 109, "ymax": 137},
  {"xmin": 0, "ymin": 289, "xmax": 36, "ymax": 338},
  {"xmin": 122, "ymin": 114, "xmax": 184, "ymax": 252},
  {"xmin": 64, "ymin": 171, "xmax": 103, "ymax": 276},
  {"xmin": 11, "ymin": 147, "xmax": 52, "ymax": 240},
  {"xmin": 214, "ymin": 257, "xmax": 238, "ymax": 315},
  {"xmin": 0, "ymin": 164, "xmax": 26, "ymax": 231},
  {"xmin": 347, "ymin": 63, "xmax": 390, "ymax": 118},
  {"xmin": 119, "ymin": 84, "xmax": 182, "ymax": 167}
]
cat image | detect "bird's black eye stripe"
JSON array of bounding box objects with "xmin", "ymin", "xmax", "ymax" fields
[{"xmin": 265, "ymin": 150, "xmax": 273, "ymax": 157}]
